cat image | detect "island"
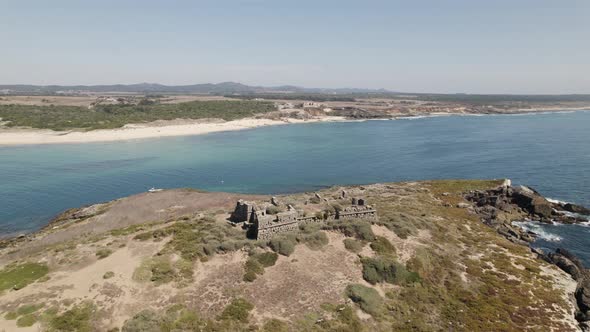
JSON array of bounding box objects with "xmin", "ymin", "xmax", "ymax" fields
[{"xmin": 0, "ymin": 179, "xmax": 588, "ymax": 331}]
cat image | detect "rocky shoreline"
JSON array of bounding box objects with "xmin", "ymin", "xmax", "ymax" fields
[{"xmin": 464, "ymin": 181, "xmax": 590, "ymax": 330}]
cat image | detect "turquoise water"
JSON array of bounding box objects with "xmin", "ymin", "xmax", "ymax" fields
[{"xmin": 1, "ymin": 111, "xmax": 589, "ymax": 261}]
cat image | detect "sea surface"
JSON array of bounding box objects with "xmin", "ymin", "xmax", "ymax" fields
[{"xmin": 1, "ymin": 111, "xmax": 589, "ymax": 263}]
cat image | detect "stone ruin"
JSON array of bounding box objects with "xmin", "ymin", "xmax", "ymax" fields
[{"xmin": 230, "ymin": 195, "xmax": 377, "ymax": 240}]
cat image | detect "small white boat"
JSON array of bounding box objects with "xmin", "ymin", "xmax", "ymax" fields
[{"xmin": 148, "ymin": 187, "xmax": 163, "ymax": 193}]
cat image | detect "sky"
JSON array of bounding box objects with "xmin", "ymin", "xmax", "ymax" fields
[{"xmin": 1, "ymin": 0, "xmax": 589, "ymax": 94}]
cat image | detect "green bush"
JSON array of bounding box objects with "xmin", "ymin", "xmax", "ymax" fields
[
  {"xmin": 150, "ymin": 259, "xmax": 175, "ymax": 284},
  {"xmin": 361, "ymin": 257, "xmax": 420, "ymax": 285},
  {"xmin": 4, "ymin": 311, "xmax": 17, "ymax": 320},
  {"xmin": 122, "ymin": 309, "xmax": 161, "ymax": 332},
  {"xmin": 96, "ymin": 248, "xmax": 113, "ymax": 259},
  {"xmin": 343, "ymin": 238, "xmax": 364, "ymax": 253},
  {"xmin": 370, "ymin": 236, "xmax": 396, "ymax": 257},
  {"xmin": 262, "ymin": 318, "xmax": 290, "ymax": 332},
  {"xmin": 17, "ymin": 303, "xmax": 43, "ymax": 316},
  {"xmin": 0, "ymin": 262, "xmax": 49, "ymax": 291},
  {"xmin": 243, "ymin": 259, "xmax": 264, "ymax": 282},
  {"xmin": 243, "ymin": 252, "xmax": 278, "ymax": 282},
  {"xmin": 0, "ymin": 100, "xmax": 276, "ymax": 131},
  {"xmin": 345, "ymin": 284, "xmax": 383, "ymax": 316},
  {"xmin": 269, "ymin": 237, "xmax": 296, "ymax": 256},
  {"xmin": 324, "ymin": 220, "xmax": 375, "ymax": 241},
  {"xmin": 298, "ymin": 231, "xmax": 329, "ymax": 250},
  {"xmin": 49, "ymin": 302, "xmax": 94, "ymax": 332},
  {"xmin": 103, "ymin": 271, "xmax": 115, "ymax": 279},
  {"xmin": 218, "ymin": 298, "xmax": 254, "ymax": 323},
  {"xmin": 16, "ymin": 313, "xmax": 37, "ymax": 327},
  {"xmin": 253, "ymin": 252, "xmax": 279, "ymax": 267}
]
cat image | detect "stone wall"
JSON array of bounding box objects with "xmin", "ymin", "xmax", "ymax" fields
[
  {"xmin": 234, "ymin": 197, "xmax": 378, "ymax": 240},
  {"xmin": 230, "ymin": 200, "xmax": 257, "ymax": 223},
  {"xmin": 257, "ymin": 221, "xmax": 299, "ymax": 240},
  {"xmin": 336, "ymin": 205, "xmax": 377, "ymax": 220}
]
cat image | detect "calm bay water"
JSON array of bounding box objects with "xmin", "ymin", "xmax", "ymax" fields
[{"xmin": 1, "ymin": 111, "xmax": 589, "ymax": 262}]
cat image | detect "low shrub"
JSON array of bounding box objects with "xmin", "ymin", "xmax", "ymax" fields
[
  {"xmin": 103, "ymin": 271, "xmax": 115, "ymax": 279},
  {"xmin": 262, "ymin": 318, "xmax": 290, "ymax": 332},
  {"xmin": 49, "ymin": 302, "xmax": 94, "ymax": 332},
  {"xmin": 0, "ymin": 262, "xmax": 49, "ymax": 291},
  {"xmin": 298, "ymin": 231, "xmax": 329, "ymax": 250},
  {"xmin": 16, "ymin": 314, "xmax": 37, "ymax": 327},
  {"xmin": 17, "ymin": 303, "xmax": 43, "ymax": 316},
  {"xmin": 122, "ymin": 309, "xmax": 161, "ymax": 332},
  {"xmin": 324, "ymin": 220, "xmax": 375, "ymax": 241},
  {"xmin": 253, "ymin": 252, "xmax": 278, "ymax": 267},
  {"xmin": 218, "ymin": 298, "xmax": 254, "ymax": 323},
  {"xmin": 96, "ymin": 248, "xmax": 112, "ymax": 259},
  {"xmin": 269, "ymin": 237, "xmax": 296, "ymax": 256},
  {"xmin": 243, "ymin": 259, "xmax": 264, "ymax": 282},
  {"xmin": 361, "ymin": 257, "xmax": 420, "ymax": 285},
  {"xmin": 345, "ymin": 284, "xmax": 383, "ymax": 316},
  {"xmin": 150, "ymin": 259, "xmax": 175, "ymax": 284},
  {"xmin": 243, "ymin": 251, "xmax": 279, "ymax": 282},
  {"xmin": 4, "ymin": 311, "xmax": 17, "ymax": 320},
  {"xmin": 370, "ymin": 236, "xmax": 396, "ymax": 257},
  {"xmin": 343, "ymin": 238, "xmax": 364, "ymax": 253}
]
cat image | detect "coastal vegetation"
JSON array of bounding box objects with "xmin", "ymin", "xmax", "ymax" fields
[
  {"xmin": 0, "ymin": 262, "xmax": 48, "ymax": 291},
  {"xmin": 345, "ymin": 284, "xmax": 383, "ymax": 316},
  {"xmin": 0, "ymin": 180, "xmax": 580, "ymax": 331},
  {"xmin": 0, "ymin": 100, "xmax": 275, "ymax": 131}
]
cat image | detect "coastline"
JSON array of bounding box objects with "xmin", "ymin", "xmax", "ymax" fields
[
  {"xmin": 0, "ymin": 116, "xmax": 352, "ymax": 146},
  {"xmin": 0, "ymin": 180, "xmax": 582, "ymax": 331},
  {"xmin": 0, "ymin": 108, "xmax": 587, "ymax": 146}
]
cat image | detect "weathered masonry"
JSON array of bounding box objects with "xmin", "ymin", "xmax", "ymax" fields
[{"xmin": 230, "ymin": 196, "xmax": 377, "ymax": 240}]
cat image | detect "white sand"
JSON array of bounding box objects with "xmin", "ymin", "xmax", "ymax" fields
[{"xmin": 0, "ymin": 116, "xmax": 350, "ymax": 146}]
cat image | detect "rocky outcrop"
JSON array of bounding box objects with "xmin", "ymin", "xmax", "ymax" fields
[
  {"xmin": 465, "ymin": 182, "xmax": 590, "ymax": 329},
  {"xmin": 546, "ymin": 249, "xmax": 590, "ymax": 329},
  {"xmin": 564, "ymin": 203, "xmax": 590, "ymax": 216},
  {"xmin": 548, "ymin": 248, "xmax": 586, "ymax": 281},
  {"xmin": 466, "ymin": 184, "xmax": 587, "ymax": 226}
]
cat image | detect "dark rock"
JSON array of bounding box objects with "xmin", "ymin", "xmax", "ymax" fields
[
  {"xmin": 531, "ymin": 247, "xmax": 553, "ymax": 263},
  {"xmin": 549, "ymin": 252, "xmax": 584, "ymax": 281},
  {"xmin": 556, "ymin": 248, "xmax": 586, "ymax": 271},
  {"xmin": 564, "ymin": 203, "xmax": 590, "ymax": 215},
  {"xmin": 577, "ymin": 277, "xmax": 590, "ymax": 313}
]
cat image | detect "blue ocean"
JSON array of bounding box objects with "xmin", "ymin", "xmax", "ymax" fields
[{"xmin": 1, "ymin": 111, "xmax": 589, "ymax": 263}]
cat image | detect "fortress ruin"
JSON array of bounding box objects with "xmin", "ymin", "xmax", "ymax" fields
[{"xmin": 230, "ymin": 196, "xmax": 377, "ymax": 240}]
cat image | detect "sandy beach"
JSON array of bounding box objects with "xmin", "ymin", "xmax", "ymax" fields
[{"xmin": 0, "ymin": 116, "xmax": 349, "ymax": 146}]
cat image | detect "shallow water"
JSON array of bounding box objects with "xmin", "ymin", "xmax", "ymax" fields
[{"xmin": 1, "ymin": 111, "xmax": 589, "ymax": 261}]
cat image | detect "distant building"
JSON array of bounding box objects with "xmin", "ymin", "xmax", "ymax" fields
[{"xmin": 303, "ymin": 102, "xmax": 323, "ymax": 109}]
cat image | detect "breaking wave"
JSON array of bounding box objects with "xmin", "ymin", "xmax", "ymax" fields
[
  {"xmin": 512, "ymin": 221, "xmax": 563, "ymax": 242},
  {"xmin": 547, "ymin": 197, "xmax": 568, "ymax": 205}
]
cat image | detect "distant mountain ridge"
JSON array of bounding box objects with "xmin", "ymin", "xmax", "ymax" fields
[{"xmin": 0, "ymin": 82, "xmax": 393, "ymax": 95}]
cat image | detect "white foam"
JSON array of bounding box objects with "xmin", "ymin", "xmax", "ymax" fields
[
  {"xmin": 512, "ymin": 221, "xmax": 563, "ymax": 242},
  {"xmin": 547, "ymin": 197, "xmax": 568, "ymax": 205}
]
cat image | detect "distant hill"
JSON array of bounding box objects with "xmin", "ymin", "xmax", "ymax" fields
[{"xmin": 0, "ymin": 82, "xmax": 393, "ymax": 95}]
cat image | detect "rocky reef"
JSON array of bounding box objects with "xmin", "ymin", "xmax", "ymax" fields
[{"xmin": 465, "ymin": 181, "xmax": 590, "ymax": 330}]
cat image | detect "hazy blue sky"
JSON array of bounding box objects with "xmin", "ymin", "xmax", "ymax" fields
[{"xmin": 1, "ymin": 0, "xmax": 589, "ymax": 93}]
